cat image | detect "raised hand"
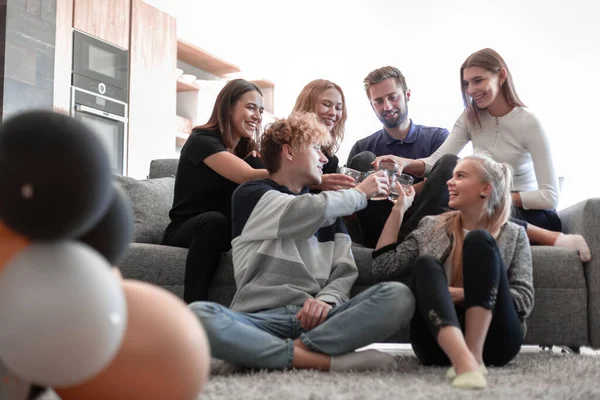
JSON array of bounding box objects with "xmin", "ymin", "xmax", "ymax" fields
[
  {"xmin": 372, "ymin": 155, "xmax": 408, "ymax": 173},
  {"xmin": 312, "ymin": 173, "xmax": 357, "ymax": 191},
  {"xmin": 391, "ymin": 182, "xmax": 415, "ymax": 213},
  {"xmin": 356, "ymin": 171, "xmax": 389, "ymax": 200}
]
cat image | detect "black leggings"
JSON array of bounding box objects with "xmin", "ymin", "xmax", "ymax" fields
[
  {"xmin": 350, "ymin": 152, "xmax": 458, "ymax": 248},
  {"xmin": 511, "ymin": 206, "xmax": 562, "ymax": 234},
  {"xmin": 164, "ymin": 211, "xmax": 231, "ymax": 303},
  {"xmin": 410, "ymin": 230, "xmax": 523, "ymax": 367}
]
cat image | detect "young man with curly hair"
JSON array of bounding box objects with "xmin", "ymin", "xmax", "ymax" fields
[{"xmin": 190, "ymin": 112, "xmax": 415, "ymax": 372}]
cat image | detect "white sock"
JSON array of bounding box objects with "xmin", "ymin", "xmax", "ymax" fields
[
  {"xmin": 554, "ymin": 233, "xmax": 592, "ymax": 262},
  {"xmin": 330, "ymin": 349, "xmax": 397, "ymax": 372}
]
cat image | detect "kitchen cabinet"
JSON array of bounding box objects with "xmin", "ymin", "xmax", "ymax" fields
[
  {"xmin": 127, "ymin": 0, "xmax": 177, "ymax": 178},
  {"xmin": 73, "ymin": 0, "xmax": 131, "ymax": 49}
]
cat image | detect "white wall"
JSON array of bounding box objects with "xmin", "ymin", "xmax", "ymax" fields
[{"xmin": 151, "ymin": 0, "xmax": 600, "ymax": 209}]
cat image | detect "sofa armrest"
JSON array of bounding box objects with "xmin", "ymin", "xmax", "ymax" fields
[{"xmin": 559, "ymin": 198, "xmax": 600, "ymax": 348}]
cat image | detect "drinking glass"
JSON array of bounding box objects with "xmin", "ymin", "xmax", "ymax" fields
[
  {"xmin": 368, "ymin": 161, "xmax": 397, "ymax": 201},
  {"xmin": 378, "ymin": 161, "xmax": 398, "ymax": 175},
  {"xmin": 369, "ymin": 169, "xmax": 390, "ymax": 201},
  {"xmin": 338, "ymin": 167, "xmax": 366, "ymax": 184},
  {"xmin": 388, "ymin": 173, "xmax": 414, "ymax": 202}
]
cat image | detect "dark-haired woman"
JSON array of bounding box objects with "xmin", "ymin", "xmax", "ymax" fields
[{"xmin": 164, "ymin": 79, "xmax": 269, "ymax": 303}]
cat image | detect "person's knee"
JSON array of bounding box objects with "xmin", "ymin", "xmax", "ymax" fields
[
  {"xmin": 463, "ymin": 230, "xmax": 501, "ymax": 279},
  {"xmin": 464, "ymin": 229, "xmax": 495, "ymax": 250},
  {"xmin": 193, "ymin": 212, "xmax": 229, "ymax": 235},
  {"xmin": 349, "ymin": 151, "xmax": 376, "ymax": 172},
  {"xmin": 438, "ymin": 154, "xmax": 459, "ymax": 168},
  {"xmin": 188, "ymin": 301, "xmax": 223, "ymax": 320},
  {"xmin": 377, "ymin": 282, "xmax": 416, "ymax": 324}
]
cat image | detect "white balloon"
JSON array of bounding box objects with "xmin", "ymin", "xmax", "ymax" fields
[{"xmin": 0, "ymin": 241, "xmax": 127, "ymax": 387}]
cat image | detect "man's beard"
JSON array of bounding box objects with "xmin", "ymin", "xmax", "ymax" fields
[{"xmin": 379, "ymin": 106, "xmax": 409, "ymax": 129}]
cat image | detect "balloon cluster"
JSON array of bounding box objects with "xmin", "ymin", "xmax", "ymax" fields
[{"xmin": 0, "ymin": 111, "xmax": 210, "ymax": 399}]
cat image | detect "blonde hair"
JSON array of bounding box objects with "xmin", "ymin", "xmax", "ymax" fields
[
  {"xmin": 292, "ymin": 79, "xmax": 347, "ymax": 155},
  {"xmin": 439, "ymin": 154, "xmax": 513, "ymax": 287},
  {"xmin": 461, "ymin": 48, "xmax": 525, "ymax": 130},
  {"xmin": 260, "ymin": 112, "xmax": 332, "ymax": 174}
]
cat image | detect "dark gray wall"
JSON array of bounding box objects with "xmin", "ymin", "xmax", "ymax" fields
[{"xmin": 0, "ymin": 0, "xmax": 56, "ymax": 121}]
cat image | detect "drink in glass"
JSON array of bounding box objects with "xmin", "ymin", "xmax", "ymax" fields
[
  {"xmin": 338, "ymin": 167, "xmax": 366, "ymax": 184},
  {"xmin": 369, "ymin": 169, "xmax": 390, "ymax": 201},
  {"xmin": 388, "ymin": 173, "xmax": 414, "ymax": 202}
]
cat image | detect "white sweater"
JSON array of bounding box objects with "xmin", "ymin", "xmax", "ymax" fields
[{"xmin": 421, "ymin": 107, "xmax": 558, "ymax": 210}]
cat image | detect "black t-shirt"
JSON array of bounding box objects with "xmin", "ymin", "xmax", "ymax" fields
[
  {"xmin": 168, "ymin": 130, "xmax": 238, "ymax": 226},
  {"xmin": 309, "ymin": 152, "xmax": 339, "ymax": 194},
  {"xmin": 322, "ymin": 153, "xmax": 339, "ymax": 175}
]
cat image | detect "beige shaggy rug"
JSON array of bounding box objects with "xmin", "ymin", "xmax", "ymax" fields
[{"xmin": 38, "ymin": 348, "xmax": 600, "ymax": 399}]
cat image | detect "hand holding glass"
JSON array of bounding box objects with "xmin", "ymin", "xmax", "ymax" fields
[
  {"xmin": 389, "ymin": 173, "xmax": 414, "ymax": 202},
  {"xmin": 338, "ymin": 167, "xmax": 366, "ymax": 184},
  {"xmin": 370, "ymin": 161, "xmax": 397, "ymax": 200}
]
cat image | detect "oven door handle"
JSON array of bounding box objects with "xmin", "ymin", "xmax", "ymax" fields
[{"xmin": 75, "ymin": 104, "xmax": 128, "ymax": 123}]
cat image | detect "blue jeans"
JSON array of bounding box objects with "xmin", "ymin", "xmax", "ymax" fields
[{"xmin": 190, "ymin": 282, "xmax": 415, "ymax": 370}]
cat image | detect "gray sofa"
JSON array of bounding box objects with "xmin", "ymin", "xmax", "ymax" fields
[{"xmin": 117, "ymin": 159, "xmax": 600, "ymax": 349}]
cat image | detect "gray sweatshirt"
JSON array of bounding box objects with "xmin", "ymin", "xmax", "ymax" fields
[{"xmin": 229, "ymin": 179, "xmax": 367, "ymax": 313}]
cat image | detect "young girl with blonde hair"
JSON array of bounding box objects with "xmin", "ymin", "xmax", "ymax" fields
[{"xmin": 373, "ymin": 154, "xmax": 533, "ymax": 390}]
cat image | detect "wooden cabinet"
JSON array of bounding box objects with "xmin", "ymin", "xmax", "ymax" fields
[
  {"xmin": 73, "ymin": 0, "xmax": 131, "ymax": 49},
  {"xmin": 54, "ymin": 0, "xmax": 75, "ymax": 114},
  {"xmin": 127, "ymin": 0, "xmax": 177, "ymax": 178}
]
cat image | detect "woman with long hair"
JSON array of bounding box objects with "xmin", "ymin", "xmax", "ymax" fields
[
  {"xmin": 163, "ymin": 79, "xmax": 269, "ymax": 303},
  {"xmin": 374, "ymin": 48, "xmax": 590, "ymax": 261},
  {"xmin": 373, "ymin": 154, "xmax": 533, "ymax": 389},
  {"xmin": 292, "ymin": 79, "xmax": 356, "ymax": 191}
]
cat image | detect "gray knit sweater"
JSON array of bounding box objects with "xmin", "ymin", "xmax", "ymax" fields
[{"xmin": 372, "ymin": 215, "xmax": 534, "ymax": 337}]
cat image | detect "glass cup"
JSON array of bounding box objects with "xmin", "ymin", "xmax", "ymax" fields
[
  {"xmin": 368, "ymin": 169, "xmax": 390, "ymax": 201},
  {"xmin": 368, "ymin": 161, "xmax": 398, "ymax": 201},
  {"xmin": 378, "ymin": 161, "xmax": 398, "ymax": 175},
  {"xmin": 388, "ymin": 173, "xmax": 414, "ymax": 202},
  {"xmin": 338, "ymin": 167, "xmax": 366, "ymax": 184}
]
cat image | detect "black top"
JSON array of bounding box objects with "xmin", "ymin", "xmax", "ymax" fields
[
  {"xmin": 322, "ymin": 153, "xmax": 339, "ymax": 174},
  {"xmin": 168, "ymin": 130, "xmax": 238, "ymax": 226},
  {"xmin": 309, "ymin": 152, "xmax": 339, "ymax": 194}
]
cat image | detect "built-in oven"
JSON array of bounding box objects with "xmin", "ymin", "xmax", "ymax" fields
[
  {"xmin": 72, "ymin": 30, "xmax": 128, "ymax": 102},
  {"xmin": 71, "ymin": 87, "xmax": 128, "ymax": 175},
  {"xmin": 71, "ymin": 29, "xmax": 129, "ymax": 175}
]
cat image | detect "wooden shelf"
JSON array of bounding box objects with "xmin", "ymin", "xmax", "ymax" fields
[
  {"xmin": 177, "ymin": 78, "xmax": 200, "ymax": 92},
  {"xmin": 177, "ymin": 39, "xmax": 241, "ymax": 77},
  {"xmin": 251, "ymin": 79, "xmax": 275, "ymax": 89}
]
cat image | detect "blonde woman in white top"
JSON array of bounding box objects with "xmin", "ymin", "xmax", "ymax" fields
[{"xmin": 375, "ymin": 48, "xmax": 590, "ymax": 261}]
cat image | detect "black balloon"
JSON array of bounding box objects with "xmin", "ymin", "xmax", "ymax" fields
[
  {"xmin": 0, "ymin": 110, "xmax": 113, "ymax": 240},
  {"xmin": 78, "ymin": 184, "xmax": 133, "ymax": 265},
  {"xmin": 28, "ymin": 385, "xmax": 48, "ymax": 400}
]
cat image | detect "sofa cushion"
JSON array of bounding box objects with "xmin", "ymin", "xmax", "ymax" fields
[
  {"xmin": 114, "ymin": 175, "xmax": 174, "ymax": 244},
  {"xmin": 119, "ymin": 243, "xmax": 188, "ymax": 298},
  {"xmin": 149, "ymin": 159, "xmax": 178, "ymax": 179}
]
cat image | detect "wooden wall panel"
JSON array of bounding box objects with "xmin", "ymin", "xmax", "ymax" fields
[
  {"xmin": 53, "ymin": 0, "xmax": 74, "ymax": 114},
  {"xmin": 73, "ymin": 0, "xmax": 130, "ymax": 49},
  {"xmin": 127, "ymin": 0, "xmax": 176, "ymax": 178}
]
